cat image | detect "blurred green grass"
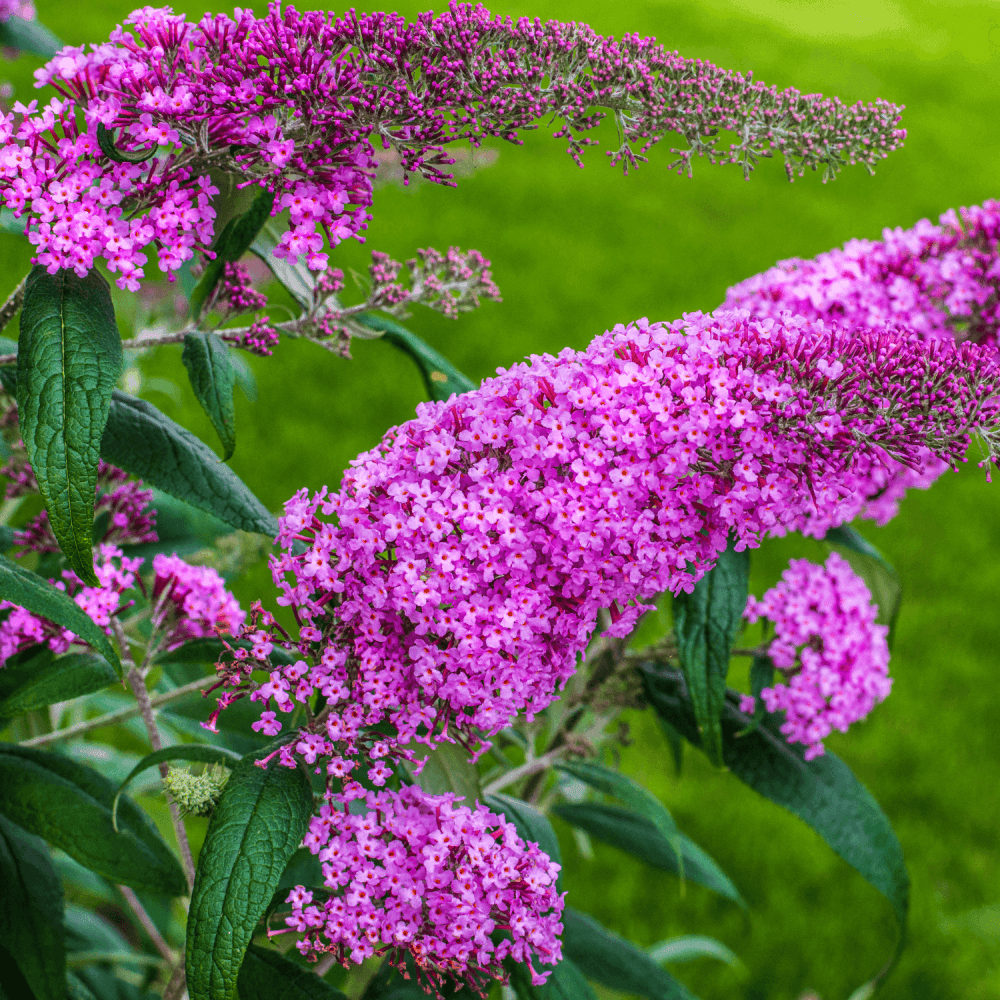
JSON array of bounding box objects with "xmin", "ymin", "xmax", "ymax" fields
[{"xmin": 2, "ymin": 0, "xmax": 999, "ymax": 997}]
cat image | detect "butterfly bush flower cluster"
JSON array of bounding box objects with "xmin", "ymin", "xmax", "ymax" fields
[
  {"xmin": 283, "ymin": 783, "xmax": 562, "ymax": 990},
  {"xmin": 213, "ymin": 310, "xmax": 1000, "ymax": 770},
  {"xmin": 725, "ymin": 199, "xmax": 1000, "ymax": 521},
  {"xmin": 738, "ymin": 553, "xmax": 891, "ymax": 760},
  {"xmin": 149, "ymin": 554, "xmax": 245, "ymax": 652},
  {"xmin": 1, "ymin": 2, "xmax": 905, "ymax": 290}
]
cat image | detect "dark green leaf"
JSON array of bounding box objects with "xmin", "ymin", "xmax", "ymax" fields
[
  {"xmin": 354, "ymin": 313, "xmax": 476, "ymax": 401},
  {"xmin": 186, "ymin": 741, "xmax": 314, "ymax": 1000},
  {"xmin": 551, "ymin": 803, "xmax": 744, "ymax": 908},
  {"xmin": 249, "ymin": 223, "xmax": 314, "ymax": 310},
  {"xmin": 737, "ymin": 653, "xmax": 775, "ymax": 736},
  {"xmin": 0, "ymin": 941, "xmax": 37, "ymax": 1000},
  {"xmin": 0, "ymin": 555, "xmax": 121, "ymax": 675},
  {"xmin": 190, "ymin": 189, "xmax": 276, "ymax": 320},
  {"xmin": 0, "ymin": 745, "xmax": 187, "ymax": 896},
  {"xmin": 64, "ymin": 905, "xmax": 147, "ymax": 1000},
  {"xmin": 112, "ymin": 745, "xmax": 240, "ymax": 830},
  {"xmin": 0, "ymin": 652, "xmax": 117, "ymax": 718},
  {"xmin": 237, "ymin": 944, "xmax": 346, "ymax": 1000},
  {"xmin": 100, "ymin": 390, "xmax": 278, "ymax": 537},
  {"xmin": 182, "ymin": 332, "xmax": 237, "ymax": 460},
  {"xmin": 554, "ymin": 761, "xmax": 681, "ymax": 860},
  {"xmin": 561, "ymin": 907, "xmax": 696, "ymax": 1000},
  {"xmin": 671, "ymin": 539, "xmax": 750, "ymax": 764},
  {"xmin": 0, "ymin": 208, "xmax": 25, "ymax": 236},
  {"xmin": 0, "ymin": 815, "xmax": 66, "ymax": 1000},
  {"xmin": 824, "ymin": 524, "xmax": 902, "ymax": 643},
  {"xmin": 405, "ymin": 743, "xmax": 481, "ymax": 803},
  {"xmin": 641, "ymin": 667, "xmax": 909, "ymax": 933},
  {"xmin": 0, "ymin": 15, "xmax": 62, "ymax": 56},
  {"xmin": 17, "ymin": 266, "xmax": 123, "ymax": 583},
  {"xmin": 658, "ymin": 718, "xmax": 684, "ymax": 777},
  {"xmin": 95, "ymin": 124, "xmax": 157, "ymax": 165}
]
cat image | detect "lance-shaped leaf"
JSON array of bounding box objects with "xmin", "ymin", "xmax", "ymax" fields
[
  {"xmin": 190, "ymin": 189, "xmax": 276, "ymax": 320},
  {"xmin": 671, "ymin": 539, "xmax": 750, "ymax": 764},
  {"xmin": 95, "ymin": 124, "xmax": 157, "ymax": 165},
  {"xmin": 354, "ymin": 313, "xmax": 476, "ymax": 401},
  {"xmin": 0, "ymin": 15, "xmax": 62, "ymax": 56},
  {"xmin": 17, "ymin": 266, "xmax": 123, "ymax": 584},
  {"xmin": 824, "ymin": 524, "xmax": 902, "ymax": 643},
  {"xmin": 182, "ymin": 332, "xmax": 237, "ymax": 460},
  {"xmin": 0, "ymin": 815, "xmax": 66, "ymax": 1000},
  {"xmin": 0, "ymin": 745, "xmax": 186, "ymax": 896},
  {"xmin": 647, "ymin": 936, "xmax": 742, "ymax": 969},
  {"xmin": 0, "ymin": 554, "xmax": 121, "ymax": 675},
  {"xmin": 641, "ymin": 667, "xmax": 909, "ymax": 935},
  {"xmin": 561, "ymin": 908, "xmax": 697, "ymax": 1000},
  {"xmin": 112, "ymin": 745, "xmax": 241, "ymax": 830},
  {"xmin": 0, "ymin": 652, "xmax": 117, "ymax": 718},
  {"xmin": 186, "ymin": 741, "xmax": 313, "ymax": 1000},
  {"xmin": 551, "ymin": 802, "xmax": 744, "ymax": 908},
  {"xmin": 237, "ymin": 944, "xmax": 347, "ymax": 1000},
  {"xmin": 554, "ymin": 761, "xmax": 682, "ymax": 863},
  {"xmin": 100, "ymin": 390, "xmax": 278, "ymax": 537},
  {"xmin": 405, "ymin": 742, "xmax": 481, "ymax": 803}
]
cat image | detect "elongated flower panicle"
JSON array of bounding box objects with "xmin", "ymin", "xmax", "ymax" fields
[
  {"xmin": 724, "ymin": 199, "xmax": 1000, "ymax": 521},
  {"xmin": 725, "ymin": 200, "xmax": 1000, "ymax": 347},
  {"xmin": 150, "ymin": 554, "xmax": 245, "ymax": 651},
  {"xmin": 209, "ymin": 311, "xmax": 1000, "ymax": 776},
  {"xmin": 0, "ymin": 544, "xmax": 142, "ymax": 663},
  {"xmin": 739, "ymin": 553, "xmax": 891, "ymax": 760},
  {"xmin": 284, "ymin": 783, "xmax": 562, "ymax": 990},
  {"xmin": 3, "ymin": 3, "xmax": 903, "ymax": 289}
]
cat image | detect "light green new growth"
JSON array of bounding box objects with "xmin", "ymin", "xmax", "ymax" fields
[{"xmin": 164, "ymin": 764, "xmax": 231, "ymax": 817}]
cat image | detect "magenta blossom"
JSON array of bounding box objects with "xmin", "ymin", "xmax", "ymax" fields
[
  {"xmin": 283, "ymin": 783, "xmax": 562, "ymax": 991},
  {"xmin": 2, "ymin": 3, "xmax": 904, "ymax": 289},
  {"xmin": 209, "ymin": 310, "xmax": 1000, "ymax": 776},
  {"xmin": 150, "ymin": 554, "xmax": 244, "ymax": 652},
  {"xmin": 739, "ymin": 553, "xmax": 891, "ymax": 760}
]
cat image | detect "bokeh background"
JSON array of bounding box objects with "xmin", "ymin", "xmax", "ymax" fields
[{"xmin": 1, "ymin": 0, "xmax": 999, "ymax": 997}]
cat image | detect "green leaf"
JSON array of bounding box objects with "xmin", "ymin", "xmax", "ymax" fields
[
  {"xmin": 186, "ymin": 741, "xmax": 314, "ymax": 1000},
  {"xmin": 95, "ymin": 124, "xmax": 157, "ymax": 165},
  {"xmin": 0, "ymin": 814, "xmax": 66, "ymax": 1000},
  {"xmin": 64, "ymin": 904, "xmax": 147, "ymax": 1000},
  {"xmin": 17, "ymin": 266, "xmax": 123, "ymax": 584},
  {"xmin": 237, "ymin": 944, "xmax": 347, "ymax": 1000},
  {"xmin": 561, "ymin": 907, "xmax": 697, "ymax": 1000},
  {"xmin": 182, "ymin": 332, "xmax": 237, "ymax": 460},
  {"xmin": 190, "ymin": 189, "xmax": 276, "ymax": 320},
  {"xmin": 0, "ymin": 652, "xmax": 117, "ymax": 718},
  {"xmin": 100, "ymin": 390, "xmax": 278, "ymax": 537},
  {"xmin": 647, "ymin": 936, "xmax": 742, "ymax": 969},
  {"xmin": 0, "ymin": 554, "xmax": 121, "ymax": 675},
  {"xmin": 737, "ymin": 653, "xmax": 775, "ymax": 737},
  {"xmin": 671, "ymin": 539, "xmax": 750, "ymax": 764},
  {"xmin": 824, "ymin": 524, "xmax": 902, "ymax": 643},
  {"xmin": 0, "ymin": 15, "xmax": 62, "ymax": 56},
  {"xmin": 249, "ymin": 223, "xmax": 315, "ymax": 311},
  {"xmin": 0, "ymin": 745, "xmax": 187, "ymax": 896},
  {"xmin": 554, "ymin": 761, "xmax": 682, "ymax": 862},
  {"xmin": 551, "ymin": 803, "xmax": 744, "ymax": 908},
  {"xmin": 354, "ymin": 313, "xmax": 477, "ymax": 402},
  {"xmin": 0, "ymin": 208, "xmax": 26, "ymax": 236},
  {"xmin": 405, "ymin": 742, "xmax": 481, "ymax": 804},
  {"xmin": 641, "ymin": 667, "xmax": 909, "ymax": 933},
  {"xmin": 112, "ymin": 745, "xmax": 241, "ymax": 831}
]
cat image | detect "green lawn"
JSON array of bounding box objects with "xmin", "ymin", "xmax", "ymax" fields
[{"xmin": 2, "ymin": 0, "xmax": 999, "ymax": 997}]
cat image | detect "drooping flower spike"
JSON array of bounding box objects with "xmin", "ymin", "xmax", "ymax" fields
[
  {"xmin": 211, "ymin": 309, "xmax": 1000, "ymax": 776},
  {"xmin": 724, "ymin": 198, "xmax": 1000, "ymax": 522},
  {"xmin": 3, "ymin": 3, "xmax": 904, "ymax": 289},
  {"xmin": 739, "ymin": 552, "xmax": 891, "ymax": 760}
]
